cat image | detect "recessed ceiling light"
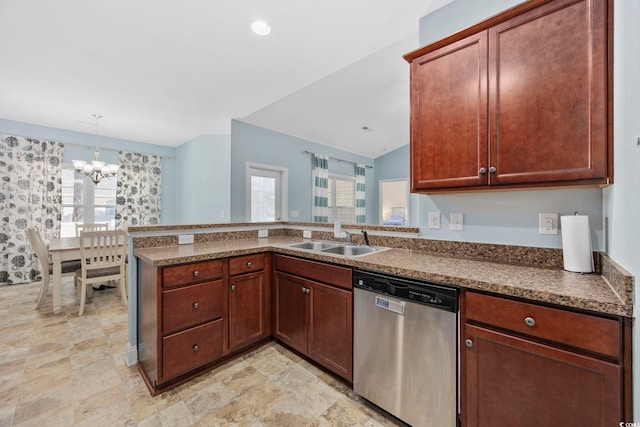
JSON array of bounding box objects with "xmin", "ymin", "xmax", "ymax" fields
[{"xmin": 251, "ymin": 21, "xmax": 271, "ymax": 36}]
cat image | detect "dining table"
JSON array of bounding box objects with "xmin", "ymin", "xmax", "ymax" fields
[{"xmin": 48, "ymin": 236, "xmax": 82, "ymax": 314}]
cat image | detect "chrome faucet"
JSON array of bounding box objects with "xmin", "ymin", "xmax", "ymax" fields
[{"xmin": 344, "ymin": 231, "xmax": 352, "ymax": 246}]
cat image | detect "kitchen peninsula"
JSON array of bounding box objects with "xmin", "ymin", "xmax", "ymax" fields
[{"xmin": 128, "ymin": 221, "xmax": 633, "ymax": 423}]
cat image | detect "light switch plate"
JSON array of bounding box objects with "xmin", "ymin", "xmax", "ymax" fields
[
  {"xmin": 450, "ymin": 213, "xmax": 464, "ymax": 231},
  {"xmin": 303, "ymin": 230, "xmax": 312, "ymax": 239},
  {"xmin": 178, "ymin": 234, "xmax": 194, "ymax": 244},
  {"xmin": 258, "ymin": 229, "xmax": 268, "ymax": 238}
]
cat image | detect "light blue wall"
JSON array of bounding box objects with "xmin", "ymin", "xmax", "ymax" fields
[
  {"xmin": 230, "ymin": 120, "xmax": 375, "ymax": 223},
  {"xmin": 604, "ymin": 0, "xmax": 640, "ymax": 420},
  {"xmin": 176, "ymin": 134, "xmax": 231, "ymax": 224},
  {"xmin": 0, "ymin": 118, "xmax": 178, "ymax": 224},
  {"xmin": 419, "ymin": 0, "xmax": 524, "ymax": 45},
  {"xmin": 415, "ymin": 0, "xmax": 604, "ymax": 249}
]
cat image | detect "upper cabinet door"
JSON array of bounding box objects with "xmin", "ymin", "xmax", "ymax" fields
[
  {"xmin": 488, "ymin": 0, "xmax": 609, "ymax": 185},
  {"xmin": 410, "ymin": 31, "xmax": 489, "ymax": 191}
]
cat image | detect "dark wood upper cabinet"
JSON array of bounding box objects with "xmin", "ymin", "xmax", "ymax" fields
[
  {"xmin": 405, "ymin": 0, "xmax": 612, "ymax": 193},
  {"xmin": 409, "ymin": 31, "xmax": 488, "ymax": 190}
]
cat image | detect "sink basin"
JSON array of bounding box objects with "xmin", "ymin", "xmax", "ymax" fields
[
  {"xmin": 289, "ymin": 241, "xmax": 338, "ymax": 251},
  {"xmin": 320, "ymin": 245, "xmax": 379, "ymax": 256}
]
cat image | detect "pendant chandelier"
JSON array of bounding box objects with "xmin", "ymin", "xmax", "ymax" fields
[{"xmin": 72, "ymin": 114, "xmax": 119, "ymax": 185}]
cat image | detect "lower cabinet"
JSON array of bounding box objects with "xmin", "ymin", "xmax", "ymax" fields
[
  {"xmin": 273, "ymin": 254, "xmax": 353, "ymax": 381},
  {"xmin": 228, "ymin": 253, "xmax": 272, "ymax": 351},
  {"xmin": 137, "ymin": 253, "xmax": 271, "ymax": 394},
  {"xmin": 461, "ymin": 291, "xmax": 627, "ymax": 426}
]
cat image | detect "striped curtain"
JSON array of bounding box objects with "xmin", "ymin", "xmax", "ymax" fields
[
  {"xmin": 312, "ymin": 154, "xmax": 329, "ymax": 222},
  {"xmin": 355, "ymin": 163, "xmax": 366, "ymax": 224}
]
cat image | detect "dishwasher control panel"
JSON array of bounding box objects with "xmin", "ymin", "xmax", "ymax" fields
[{"xmin": 354, "ymin": 269, "xmax": 458, "ymax": 312}]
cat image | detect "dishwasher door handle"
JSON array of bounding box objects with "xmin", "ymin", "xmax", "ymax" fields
[{"xmin": 375, "ymin": 295, "xmax": 406, "ymax": 315}]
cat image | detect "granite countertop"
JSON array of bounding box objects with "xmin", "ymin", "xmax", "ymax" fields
[{"xmin": 134, "ymin": 236, "xmax": 633, "ymax": 318}]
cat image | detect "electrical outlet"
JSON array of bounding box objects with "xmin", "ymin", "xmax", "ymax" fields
[
  {"xmin": 303, "ymin": 230, "xmax": 312, "ymax": 239},
  {"xmin": 258, "ymin": 229, "xmax": 268, "ymax": 238},
  {"xmin": 450, "ymin": 213, "xmax": 464, "ymax": 231},
  {"xmin": 539, "ymin": 213, "xmax": 558, "ymax": 234},
  {"xmin": 178, "ymin": 234, "xmax": 194, "ymax": 244},
  {"xmin": 428, "ymin": 212, "xmax": 441, "ymax": 229}
]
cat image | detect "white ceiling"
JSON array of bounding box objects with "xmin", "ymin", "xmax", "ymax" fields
[{"xmin": 0, "ymin": 0, "xmax": 452, "ymax": 159}]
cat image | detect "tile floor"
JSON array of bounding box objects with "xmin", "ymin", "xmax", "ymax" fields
[{"xmin": 0, "ymin": 279, "xmax": 404, "ymax": 427}]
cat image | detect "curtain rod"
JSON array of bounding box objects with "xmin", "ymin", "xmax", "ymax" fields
[
  {"xmin": 64, "ymin": 142, "xmax": 174, "ymax": 159},
  {"xmin": 302, "ymin": 150, "xmax": 373, "ymax": 168}
]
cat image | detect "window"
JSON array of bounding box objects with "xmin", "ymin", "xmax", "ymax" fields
[
  {"xmin": 328, "ymin": 175, "xmax": 355, "ymax": 223},
  {"xmin": 60, "ymin": 165, "xmax": 117, "ymax": 237},
  {"xmin": 246, "ymin": 163, "xmax": 288, "ymax": 222},
  {"xmin": 379, "ymin": 179, "xmax": 409, "ymax": 226}
]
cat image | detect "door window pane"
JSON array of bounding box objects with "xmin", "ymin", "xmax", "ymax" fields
[{"xmin": 251, "ymin": 176, "xmax": 276, "ymax": 222}]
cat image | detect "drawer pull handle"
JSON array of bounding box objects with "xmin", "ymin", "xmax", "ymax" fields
[
  {"xmin": 524, "ymin": 317, "xmax": 536, "ymax": 327},
  {"xmin": 193, "ymin": 344, "xmax": 199, "ymax": 352},
  {"xmin": 231, "ymin": 285, "xmax": 236, "ymax": 291},
  {"xmin": 193, "ymin": 302, "xmax": 199, "ymax": 309},
  {"xmin": 193, "ymin": 270, "xmax": 199, "ymax": 277},
  {"xmin": 247, "ymin": 261, "xmax": 252, "ymax": 267},
  {"xmin": 465, "ymin": 339, "xmax": 473, "ymax": 348}
]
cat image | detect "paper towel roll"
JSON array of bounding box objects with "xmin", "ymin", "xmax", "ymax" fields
[{"xmin": 560, "ymin": 215, "xmax": 594, "ymax": 273}]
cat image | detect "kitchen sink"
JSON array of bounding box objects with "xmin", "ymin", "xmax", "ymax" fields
[
  {"xmin": 289, "ymin": 241, "xmax": 338, "ymax": 250},
  {"xmin": 288, "ymin": 241, "xmax": 384, "ymax": 257},
  {"xmin": 320, "ymin": 245, "xmax": 379, "ymax": 256}
]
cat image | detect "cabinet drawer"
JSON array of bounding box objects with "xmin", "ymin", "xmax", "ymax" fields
[
  {"xmin": 162, "ymin": 259, "xmax": 224, "ymax": 288},
  {"xmin": 274, "ymin": 255, "xmax": 352, "ymax": 290},
  {"xmin": 162, "ymin": 319, "xmax": 224, "ymax": 381},
  {"xmin": 162, "ymin": 280, "xmax": 224, "ymax": 334},
  {"xmin": 465, "ymin": 292, "xmax": 620, "ymax": 358},
  {"xmin": 229, "ymin": 253, "xmax": 265, "ymax": 276}
]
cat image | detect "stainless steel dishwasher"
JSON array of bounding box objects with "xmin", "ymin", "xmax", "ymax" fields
[{"xmin": 353, "ymin": 269, "xmax": 458, "ymax": 427}]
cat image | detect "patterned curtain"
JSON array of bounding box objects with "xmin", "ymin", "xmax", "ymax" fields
[
  {"xmin": 0, "ymin": 135, "xmax": 64, "ymax": 285},
  {"xmin": 355, "ymin": 163, "xmax": 366, "ymax": 224},
  {"xmin": 312, "ymin": 154, "xmax": 329, "ymax": 223},
  {"xmin": 115, "ymin": 151, "xmax": 162, "ymax": 229}
]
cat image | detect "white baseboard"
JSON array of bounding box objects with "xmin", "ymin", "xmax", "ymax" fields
[{"xmin": 125, "ymin": 343, "xmax": 138, "ymax": 367}]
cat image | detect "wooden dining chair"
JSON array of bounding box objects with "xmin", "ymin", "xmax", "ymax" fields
[
  {"xmin": 75, "ymin": 222, "xmax": 108, "ymax": 237},
  {"xmin": 26, "ymin": 226, "xmax": 82, "ymax": 309},
  {"xmin": 75, "ymin": 230, "xmax": 127, "ymax": 316}
]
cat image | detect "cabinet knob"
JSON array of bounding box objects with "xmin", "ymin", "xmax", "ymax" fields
[
  {"xmin": 193, "ymin": 270, "xmax": 199, "ymax": 277},
  {"xmin": 231, "ymin": 285, "xmax": 236, "ymax": 291},
  {"xmin": 305, "ymin": 288, "xmax": 310, "ymax": 294},
  {"xmin": 193, "ymin": 302, "xmax": 199, "ymax": 309},
  {"xmin": 193, "ymin": 344, "xmax": 199, "ymax": 352},
  {"xmin": 489, "ymin": 166, "xmax": 497, "ymax": 173},
  {"xmin": 479, "ymin": 167, "xmax": 487, "ymax": 174},
  {"xmin": 301, "ymin": 287, "xmax": 306, "ymax": 293},
  {"xmin": 524, "ymin": 317, "xmax": 536, "ymax": 327},
  {"xmin": 465, "ymin": 339, "xmax": 473, "ymax": 348},
  {"xmin": 247, "ymin": 261, "xmax": 252, "ymax": 267}
]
